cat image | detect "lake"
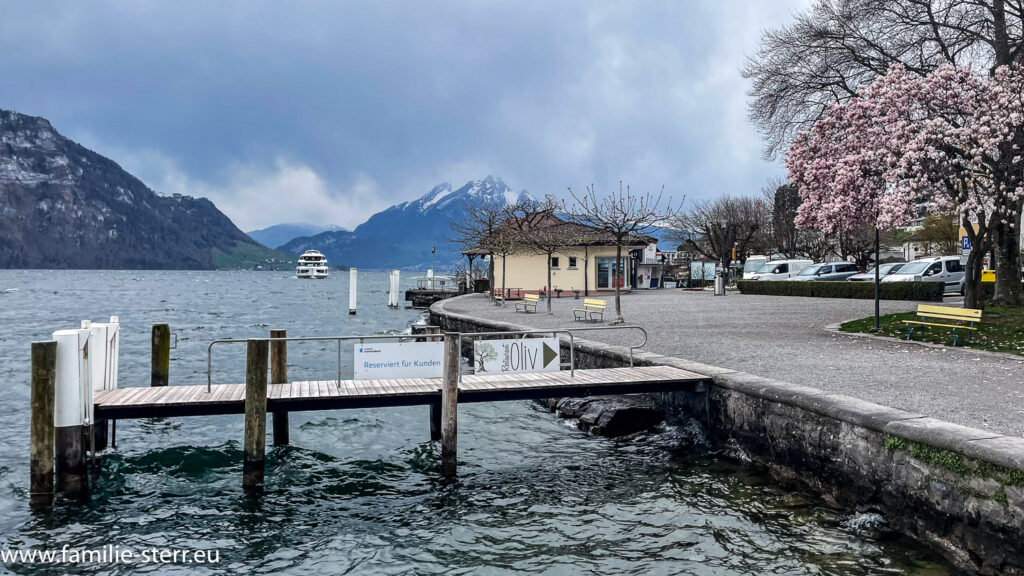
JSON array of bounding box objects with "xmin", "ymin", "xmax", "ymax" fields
[{"xmin": 0, "ymin": 270, "xmax": 957, "ymax": 574}]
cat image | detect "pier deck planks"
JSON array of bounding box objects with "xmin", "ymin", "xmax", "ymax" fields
[{"xmin": 94, "ymin": 366, "xmax": 708, "ymax": 420}]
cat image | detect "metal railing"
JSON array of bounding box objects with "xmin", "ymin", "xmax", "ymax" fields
[
  {"xmin": 207, "ymin": 333, "xmax": 421, "ymax": 392},
  {"xmin": 559, "ymin": 325, "xmax": 648, "ymax": 366},
  {"xmin": 206, "ymin": 325, "xmax": 649, "ymax": 391}
]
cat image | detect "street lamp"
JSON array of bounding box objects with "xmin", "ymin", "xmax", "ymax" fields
[{"xmin": 431, "ymin": 246, "xmax": 436, "ymax": 289}]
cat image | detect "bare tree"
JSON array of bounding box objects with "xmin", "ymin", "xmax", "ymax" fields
[
  {"xmin": 566, "ymin": 183, "xmax": 680, "ymax": 324},
  {"xmin": 503, "ymin": 196, "xmax": 576, "ymax": 315},
  {"xmin": 448, "ymin": 203, "xmax": 505, "ymax": 295},
  {"xmin": 672, "ymin": 196, "xmax": 767, "ymax": 279}
]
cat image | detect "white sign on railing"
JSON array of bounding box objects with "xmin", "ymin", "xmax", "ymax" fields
[
  {"xmin": 353, "ymin": 342, "xmax": 443, "ymax": 379},
  {"xmin": 473, "ymin": 338, "xmax": 560, "ymax": 374}
]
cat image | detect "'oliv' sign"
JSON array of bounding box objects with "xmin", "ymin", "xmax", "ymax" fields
[{"xmin": 473, "ymin": 338, "xmax": 560, "ymax": 374}]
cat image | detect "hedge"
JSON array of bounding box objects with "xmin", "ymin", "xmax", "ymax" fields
[{"xmin": 735, "ymin": 280, "xmax": 945, "ymax": 301}]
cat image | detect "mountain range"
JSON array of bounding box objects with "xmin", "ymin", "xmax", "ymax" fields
[
  {"xmin": 0, "ymin": 109, "xmax": 291, "ymax": 269},
  {"xmin": 247, "ymin": 223, "xmax": 348, "ymax": 250},
  {"xmin": 277, "ymin": 176, "xmax": 531, "ymax": 269}
]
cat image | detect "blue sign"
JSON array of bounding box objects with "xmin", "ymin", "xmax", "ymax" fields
[{"xmin": 961, "ymin": 236, "xmax": 971, "ymax": 251}]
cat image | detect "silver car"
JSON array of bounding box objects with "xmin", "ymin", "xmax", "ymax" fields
[
  {"xmin": 847, "ymin": 262, "xmax": 906, "ymax": 282},
  {"xmin": 787, "ymin": 261, "xmax": 861, "ymax": 281}
]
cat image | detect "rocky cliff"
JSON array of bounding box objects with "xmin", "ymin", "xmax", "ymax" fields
[{"xmin": 0, "ymin": 109, "xmax": 277, "ymax": 269}]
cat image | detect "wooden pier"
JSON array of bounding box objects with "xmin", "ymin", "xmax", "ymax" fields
[
  {"xmin": 30, "ymin": 326, "xmax": 709, "ymax": 497},
  {"xmin": 93, "ymin": 365, "xmax": 705, "ymax": 420}
]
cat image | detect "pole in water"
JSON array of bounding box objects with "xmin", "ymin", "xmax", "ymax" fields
[
  {"xmin": 349, "ymin": 268, "xmax": 358, "ymax": 315},
  {"xmin": 30, "ymin": 341, "xmax": 57, "ymax": 502},
  {"xmin": 441, "ymin": 333, "xmax": 459, "ymax": 476},
  {"xmin": 151, "ymin": 323, "xmax": 170, "ymax": 387},
  {"xmin": 388, "ymin": 269, "xmax": 400, "ymax": 308},
  {"xmin": 243, "ymin": 339, "xmax": 269, "ymax": 493},
  {"xmin": 52, "ymin": 328, "xmax": 89, "ymax": 495},
  {"xmin": 425, "ymin": 326, "xmax": 443, "ymax": 441},
  {"xmin": 270, "ymin": 329, "xmax": 289, "ymax": 446}
]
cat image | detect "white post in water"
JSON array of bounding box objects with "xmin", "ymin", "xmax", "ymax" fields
[
  {"xmin": 52, "ymin": 327, "xmax": 91, "ymax": 494},
  {"xmin": 388, "ymin": 269, "xmax": 400, "ymax": 308},
  {"xmin": 86, "ymin": 316, "xmax": 119, "ymax": 451},
  {"xmin": 348, "ymin": 268, "xmax": 358, "ymax": 315}
]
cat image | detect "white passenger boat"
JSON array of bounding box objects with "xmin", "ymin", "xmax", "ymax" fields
[{"xmin": 296, "ymin": 250, "xmax": 330, "ymax": 279}]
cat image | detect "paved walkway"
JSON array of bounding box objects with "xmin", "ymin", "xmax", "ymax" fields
[{"xmin": 439, "ymin": 290, "xmax": 1024, "ymax": 437}]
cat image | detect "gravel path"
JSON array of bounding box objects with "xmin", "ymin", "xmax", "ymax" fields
[{"xmin": 440, "ymin": 290, "xmax": 1024, "ymax": 437}]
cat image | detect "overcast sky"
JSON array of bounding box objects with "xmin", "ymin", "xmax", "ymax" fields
[{"xmin": 1, "ymin": 1, "xmax": 809, "ymax": 231}]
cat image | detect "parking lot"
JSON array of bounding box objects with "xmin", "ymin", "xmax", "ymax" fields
[{"xmin": 440, "ymin": 290, "xmax": 1024, "ymax": 436}]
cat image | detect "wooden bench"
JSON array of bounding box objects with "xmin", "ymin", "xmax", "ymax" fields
[
  {"xmin": 573, "ymin": 298, "xmax": 607, "ymax": 323},
  {"xmin": 515, "ymin": 293, "xmax": 540, "ymax": 313},
  {"xmin": 903, "ymin": 304, "xmax": 982, "ymax": 346}
]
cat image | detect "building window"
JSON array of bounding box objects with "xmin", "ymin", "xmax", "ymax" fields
[
  {"xmin": 550, "ymin": 256, "xmax": 560, "ymax": 268},
  {"xmin": 597, "ymin": 257, "xmax": 628, "ymax": 288},
  {"xmin": 568, "ymin": 256, "xmax": 578, "ymax": 269}
]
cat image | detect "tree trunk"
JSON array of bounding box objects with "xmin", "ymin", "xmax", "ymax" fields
[
  {"xmin": 963, "ymin": 215, "xmax": 989, "ymax": 310},
  {"xmin": 992, "ymin": 208, "xmax": 1022, "ymax": 307},
  {"xmin": 964, "ymin": 242, "xmax": 987, "ymax": 310},
  {"xmin": 546, "ymin": 253, "xmax": 553, "ymax": 315},
  {"xmin": 612, "ymin": 244, "xmax": 623, "ymax": 324}
]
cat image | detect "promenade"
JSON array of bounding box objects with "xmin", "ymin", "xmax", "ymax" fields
[{"xmin": 438, "ymin": 290, "xmax": 1024, "ymax": 436}]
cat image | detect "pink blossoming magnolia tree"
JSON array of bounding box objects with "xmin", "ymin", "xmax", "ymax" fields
[{"xmin": 787, "ymin": 63, "xmax": 1024, "ymax": 309}]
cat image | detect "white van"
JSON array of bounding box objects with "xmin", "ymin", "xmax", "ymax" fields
[
  {"xmin": 881, "ymin": 255, "xmax": 965, "ymax": 294},
  {"xmin": 742, "ymin": 255, "xmax": 769, "ymax": 279},
  {"xmin": 747, "ymin": 259, "xmax": 813, "ymax": 281}
]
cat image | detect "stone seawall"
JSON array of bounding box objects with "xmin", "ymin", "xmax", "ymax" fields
[{"xmin": 431, "ymin": 296, "xmax": 1024, "ymax": 575}]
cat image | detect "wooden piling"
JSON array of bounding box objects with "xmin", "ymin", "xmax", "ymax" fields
[
  {"xmin": 420, "ymin": 326, "xmax": 443, "ymax": 441},
  {"xmin": 243, "ymin": 339, "xmax": 269, "ymax": 492},
  {"xmin": 441, "ymin": 333, "xmax": 459, "ymax": 476},
  {"xmin": 270, "ymin": 329, "xmax": 289, "ymax": 446},
  {"xmin": 30, "ymin": 341, "xmax": 57, "ymax": 498},
  {"xmin": 151, "ymin": 323, "xmax": 171, "ymax": 387}
]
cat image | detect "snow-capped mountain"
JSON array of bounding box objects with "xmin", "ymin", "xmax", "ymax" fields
[{"xmin": 279, "ymin": 176, "xmax": 532, "ymax": 269}]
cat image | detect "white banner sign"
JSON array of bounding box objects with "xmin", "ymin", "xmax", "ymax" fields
[
  {"xmin": 473, "ymin": 338, "xmax": 560, "ymax": 374},
  {"xmin": 354, "ymin": 342, "xmax": 443, "ymax": 379}
]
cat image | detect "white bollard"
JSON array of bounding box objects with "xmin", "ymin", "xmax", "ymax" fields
[
  {"xmin": 388, "ymin": 270, "xmax": 400, "ymax": 308},
  {"xmin": 349, "ymin": 268, "xmax": 358, "ymax": 315},
  {"xmin": 52, "ymin": 328, "xmax": 91, "ymax": 493}
]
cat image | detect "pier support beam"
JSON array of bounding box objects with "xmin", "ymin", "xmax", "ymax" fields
[
  {"xmin": 425, "ymin": 326, "xmax": 443, "ymax": 441},
  {"xmin": 151, "ymin": 323, "xmax": 170, "ymax": 387},
  {"xmin": 243, "ymin": 339, "xmax": 269, "ymax": 493},
  {"xmin": 270, "ymin": 329, "xmax": 289, "ymax": 446},
  {"xmin": 30, "ymin": 341, "xmax": 57, "ymax": 501},
  {"xmin": 441, "ymin": 333, "xmax": 459, "ymax": 477}
]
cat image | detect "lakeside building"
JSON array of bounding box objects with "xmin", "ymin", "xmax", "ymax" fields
[{"xmin": 484, "ymin": 214, "xmax": 653, "ymax": 295}]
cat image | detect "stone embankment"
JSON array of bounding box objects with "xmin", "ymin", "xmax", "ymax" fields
[{"xmin": 431, "ymin": 294, "xmax": 1024, "ymax": 576}]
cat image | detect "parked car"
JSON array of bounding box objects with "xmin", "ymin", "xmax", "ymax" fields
[
  {"xmin": 747, "ymin": 259, "xmax": 813, "ymax": 281},
  {"xmin": 847, "ymin": 262, "xmax": 906, "ymax": 282},
  {"xmin": 881, "ymin": 255, "xmax": 965, "ymax": 294},
  {"xmin": 787, "ymin": 261, "xmax": 860, "ymax": 281}
]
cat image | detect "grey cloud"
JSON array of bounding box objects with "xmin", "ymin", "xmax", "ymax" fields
[{"xmin": 0, "ymin": 0, "xmax": 808, "ymax": 229}]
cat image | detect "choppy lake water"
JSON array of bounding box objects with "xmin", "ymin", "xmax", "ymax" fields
[{"xmin": 0, "ymin": 270, "xmax": 957, "ymax": 574}]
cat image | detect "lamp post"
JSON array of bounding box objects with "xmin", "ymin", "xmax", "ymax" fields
[
  {"xmin": 874, "ymin": 227, "xmax": 880, "ymax": 331},
  {"xmin": 431, "ymin": 246, "xmax": 436, "ymax": 289}
]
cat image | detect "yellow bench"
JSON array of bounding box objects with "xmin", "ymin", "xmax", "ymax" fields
[
  {"xmin": 573, "ymin": 298, "xmax": 607, "ymax": 323},
  {"xmin": 903, "ymin": 304, "xmax": 982, "ymax": 346},
  {"xmin": 515, "ymin": 293, "xmax": 540, "ymax": 313}
]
